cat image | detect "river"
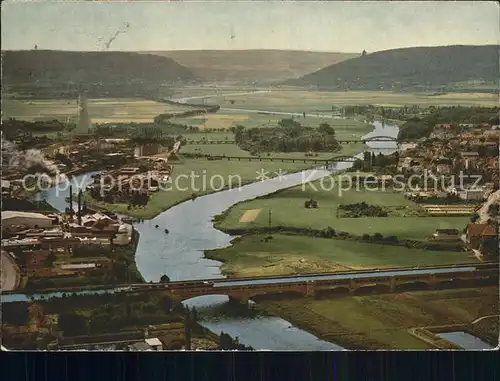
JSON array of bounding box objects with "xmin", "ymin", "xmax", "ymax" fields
[
  {"xmin": 20, "ymin": 120, "xmax": 399, "ymax": 350},
  {"xmin": 438, "ymin": 332, "xmax": 494, "ymax": 350}
]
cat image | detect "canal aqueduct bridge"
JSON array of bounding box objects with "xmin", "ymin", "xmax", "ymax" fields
[{"xmin": 143, "ymin": 264, "xmax": 497, "ymax": 304}]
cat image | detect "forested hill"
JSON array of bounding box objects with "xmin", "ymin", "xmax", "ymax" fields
[
  {"xmin": 285, "ymin": 45, "xmax": 499, "ymax": 91},
  {"xmin": 2, "ymin": 50, "xmax": 197, "ymax": 88}
]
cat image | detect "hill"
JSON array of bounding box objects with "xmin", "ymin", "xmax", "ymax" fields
[
  {"xmin": 286, "ymin": 45, "xmax": 499, "ymax": 92},
  {"xmin": 2, "ymin": 50, "xmax": 198, "ymax": 98},
  {"xmin": 142, "ymin": 50, "xmax": 358, "ymax": 84}
]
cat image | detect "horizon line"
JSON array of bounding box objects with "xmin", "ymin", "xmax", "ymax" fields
[{"xmin": 2, "ymin": 44, "xmax": 498, "ymax": 55}]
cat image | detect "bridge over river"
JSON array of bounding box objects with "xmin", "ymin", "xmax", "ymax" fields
[
  {"xmin": 128, "ymin": 263, "xmax": 497, "ymax": 303},
  {"xmin": 3, "ymin": 263, "xmax": 496, "ymax": 304}
]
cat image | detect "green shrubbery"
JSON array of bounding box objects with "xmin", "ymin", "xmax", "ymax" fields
[
  {"xmin": 234, "ymin": 119, "xmax": 340, "ymax": 154},
  {"xmin": 338, "ymin": 202, "xmax": 388, "ymax": 217}
]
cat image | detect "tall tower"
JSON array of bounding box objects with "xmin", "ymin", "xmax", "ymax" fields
[{"xmin": 75, "ymin": 93, "xmax": 91, "ymax": 135}]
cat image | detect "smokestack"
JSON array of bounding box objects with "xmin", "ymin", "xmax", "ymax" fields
[
  {"xmin": 76, "ymin": 93, "xmax": 91, "ymax": 135},
  {"xmin": 77, "ymin": 190, "xmax": 82, "ymax": 225},
  {"xmin": 69, "ymin": 185, "xmax": 73, "ymax": 216}
]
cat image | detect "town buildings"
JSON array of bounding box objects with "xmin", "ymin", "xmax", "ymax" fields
[{"xmin": 465, "ymin": 223, "xmax": 497, "ymax": 249}]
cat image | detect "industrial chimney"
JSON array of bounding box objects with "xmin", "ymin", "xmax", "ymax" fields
[
  {"xmin": 69, "ymin": 185, "xmax": 73, "ymax": 216},
  {"xmin": 75, "ymin": 93, "xmax": 91, "ymax": 135},
  {"xmin": 77, "ymin": 190, "xmax": 82, "ymax": 225}
]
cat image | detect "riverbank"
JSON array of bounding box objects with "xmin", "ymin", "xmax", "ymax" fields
[
  {"xmin": 257, "ymin": 286, "xmax": 499, "ymax": 349},
  {"xmin": 204, "ymin": 234, "xmax": 477, "ymax": 278}
]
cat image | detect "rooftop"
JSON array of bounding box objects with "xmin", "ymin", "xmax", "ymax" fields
[
  {"xmin": 60, "ymin": 263, "xmax": 97, "ymax": 270},
  {"xmin": 131, "ymin": 342, "xmax": 152, "ymax": 351},
  {"xmin": 2, "ymin": 211, "xmax": 53, "ymax": 221},
  {"xmin": 145, "ymin": 338, "xmax": 162, "ymax": 347},
  {"xmin": 467, "ymin": 223, "xmax": 498, "ymax": 238}
]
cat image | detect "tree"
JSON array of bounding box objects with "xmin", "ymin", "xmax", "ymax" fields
[
  {"xmin": 44, "ymin": 252, "xmax": 57, "ymax": 267},
  {"xmin": 160, "ymin": 274, "xmax": 170, "ymax": 283},
  {"xmin": 184, "ymin": 306, "xmax": 191, "ymax": 350},
  {"xmin": 58, "ymin": 313, "xmax": 88, "ymax": 336},
  {"xmin": 160, "ymin": 295, "xmax": 173, "ymax": 314},
  {"xmin": 191, "ymin": 306, "xmax": 198, "ymax": 322},
  {"xmin": 481, "ymin": 237, "xmax": 499, "ymax": 260},
  {"xmin": 318, "ymin": 123, "xmax": 335, "ymax": 136}
]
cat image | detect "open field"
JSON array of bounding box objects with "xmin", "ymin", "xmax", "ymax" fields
[
  {"xmin": 260, "ymin": 286, "xmax": 498, "ymax": 349},
  {"xmin": 201, "ymin": 90, "xmax": 499, "ymax": 111},
  {"xmin": 215, "ymin": 179, "xmax": 469, "ymax": 241},
  {"xmin": 2, "ymin": 98, "xmax": 191, "ymax": 123},
  {"xmin": 205, "ymin": 234, "xmax": 477, "ymax": 277},
  {"xmin": 174, "ymin": 113, "xmax": 250, "ymax": 130},
  {"xmin": 86, "ymin": 158, "xmax": 315, "ymax": 219}
]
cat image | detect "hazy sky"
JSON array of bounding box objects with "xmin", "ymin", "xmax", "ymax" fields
[{"xmin": 2, "ymin": 1, "xmax": 499, "ymax": 52}]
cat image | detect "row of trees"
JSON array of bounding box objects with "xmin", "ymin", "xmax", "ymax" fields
[
  {"xmin": 57, "ymin": 293, "xmax": 178, "ymax": 336},
  {"xmin": 350, "ymin": 152, "xmax": 399, "ymax": 171},
  {"xmin": 153, "ymin": 105, "xmax": 220, "ymax": 124},
  {"xmin": 2, "ymin": 118, "xmax": 73, "ymax": 140},
  {"xmin": 88, "ymin": 187, "xmax": 151, "ymax": 207},
  {"xmin": 219, "ymin": 332, "xmax": 253, "ymax": 350}
]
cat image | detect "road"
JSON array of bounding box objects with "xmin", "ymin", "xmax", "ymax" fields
[
  {"xmin": 478, "ymin": 190, "xmax": 500, "ymax": 224},
  {"xmin": 471, "ymin": 314, "xmax": 500, "ymax": 325},
  {"xmin": 1, "ymin": 250, "xmax": 20, "ymax": 291}
]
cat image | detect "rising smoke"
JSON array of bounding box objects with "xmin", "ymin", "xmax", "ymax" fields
[{"xmin": 1, "ymin": 133, "xmax": 59, "ymax": 177}]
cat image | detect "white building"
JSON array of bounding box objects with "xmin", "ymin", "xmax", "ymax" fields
[
  {"xmin": 145, "ymin": 338, "xmax": 163, "ymax": 351},
  {"xmin": 129, "ymin": 338, "xmax": 163, "ymax": 351}
]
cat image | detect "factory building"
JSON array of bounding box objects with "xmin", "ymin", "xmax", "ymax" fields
[
  {"xmin": 134, "ymin": 143, "xmax": 162, "ymax": 157},
  {"xmin": 2, "ymin": 211, "xmax": 56, "ymax": 233}
]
